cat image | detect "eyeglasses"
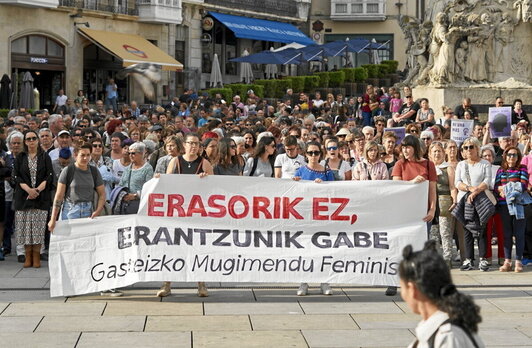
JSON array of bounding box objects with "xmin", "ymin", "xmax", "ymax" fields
[
  {"xmin": 506, "ymin": 153, "xmax": 518, "ymax": 158},
  {"xmin": 462, "ymin": 145, "xmax": 475, "ymax": 150},
  {"xmin": 337, "ymin": 134, "xmax": 346, "ymax": 138},
  {"xmin": 226, "ymin": 123, "xmax": 234, "ymax": 126},
  {"xmin": 380, "ymin": 152, "xmax": 386, "ymax": 156},
  {"xmin": 84, "ymin": 136, "xmax": 94, "ymax": 140},
  {"xmin": 409, "ymin": 130, "xmax": 419, "ymax": 133},
  {"xmin": 185, "ymin": 141, "xmax": 200, "ymax": 146},
  {"xmin": 327, "ymin": 146, "xmax": 338, "ymax": 151},
  {"xmin": 285, "ymin": 147, "xmax": 297, "ymax": 152},
  {"xmin": 128, "ymin": 152, "xmax": 138, "ymax": 155},
  {"xmin": 421, "ymin": 138, "xmax": 431, "ymax": 141},
  {"xmin": 25, "ymin": 137, "xmax": 38, "ymax": 142},
  {"xmin": 307, "ymin": 151, "xmax": 321, "ymax": 156},
  {"xmin": 269, "ymin": 143, "xmax": 276, "ymax": 148},
  {"xmin": 74, "ymin": 133, "xmax": 82, "ymax": 137},
  {"xmin": 79, "ymin": 125, "xmax": 87, "ymax": 128},
  {"xmin": 92, "ymin": 144, "xmax": 103, "ymax": 148},
  {"xmin": 230, "ymin": 145, "xmax": 237, "ymax": 149}
]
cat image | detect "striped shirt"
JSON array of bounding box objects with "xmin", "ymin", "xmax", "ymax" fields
[{"xmin": 493, "ymin": 165, "xmax": 529, "ymax": 204}]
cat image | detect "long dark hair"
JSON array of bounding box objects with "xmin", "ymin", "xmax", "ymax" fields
[
  {"xmin": 22, "ymin": 130, "xmax": 42, "ymax": 154},
  {"xmin": 217, "ymin": 137, "xmax": 239, "ymax": 168},
  {"xmin": 399, "ymin": 241, "xmax": 482, "ymax": 333}
]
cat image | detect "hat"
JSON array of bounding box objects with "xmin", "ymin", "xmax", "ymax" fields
[
  {"xmin": 138, "ymin": 115, "xmax": 149, "ymax": 123},
  {"xmin": 247, "ymin": 89, "xmax": 254, "ymax": 95},
  {"xmin": 59, "ymin": 148, "xmax": 72, "ymax": 159},
  {"xmin": 58, "ymin": 130, "xmax": 70, "ymax": 137},
  {"xmin": 336, "ymin": 128, "xmax": 350, "ymax": 136},
  {"xmin": 149, "ymin": 124, "xmax": 163, "ymax": 132}
]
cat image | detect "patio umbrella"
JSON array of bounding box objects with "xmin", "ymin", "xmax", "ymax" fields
[
  {"xmin": 0, "ymin": 74, "xmax": 11, "ymax": 109},
  {"xmin": 371, "ymin": 38, "xmax": 381, "ymax": 64},
  {"xmin": 239, "ymin": 49, "xmax": 254, "ymax": 84},
  {"xmin": 264, "ymin": 47, "xmax": 278, "ymax": 79},
  {"xmin": 210, "ymin": 53, "xmax": 223, "ymax": 87},
  {"xmin": 19, "ymin": 71, "xmax": 34, "ymax": 109}
]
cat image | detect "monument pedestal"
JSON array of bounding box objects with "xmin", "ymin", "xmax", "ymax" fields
[{"xmin": 413, "ymin": 85, "xmax": 532, "ymax": 121}]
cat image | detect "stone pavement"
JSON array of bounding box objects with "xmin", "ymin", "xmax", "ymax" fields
[{"xmin": 0, "ymin": 254, "xmax": 531, "ymax": 348}]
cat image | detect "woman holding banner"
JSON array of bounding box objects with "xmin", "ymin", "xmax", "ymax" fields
[
  {"xmin": 157, "ymin": 133, "xmax": 213, "ymax": 298},
  {"xmin": 389, "ymin": 135, "xmax": 437, "ymax": 296},
  {"xmin": 293, "ymin": 141, "xmax": 334, "ymax": 296}
]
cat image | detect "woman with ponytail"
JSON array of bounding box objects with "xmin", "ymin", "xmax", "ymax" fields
[{"xmin": 400, "ymin": 240, "xmax": 485, "ymax": 348}]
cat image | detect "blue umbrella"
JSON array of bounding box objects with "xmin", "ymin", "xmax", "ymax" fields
[{"xmin": 231, "ymin": 49, "xmax": 307, "ymax": 65}]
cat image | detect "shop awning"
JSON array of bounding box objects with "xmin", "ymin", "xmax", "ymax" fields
[
  {"xmin": 209, "ymin": 12, "xmax": 314, "ymax": 46},
  {"xmin": 78, "ymin": 28, "xmax": 183, "ymax": 71}
]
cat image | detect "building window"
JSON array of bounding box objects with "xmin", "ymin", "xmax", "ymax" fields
[
  {"xmin": 335, "ymin": 3, "xmax": 348, "ymax": 13},
  {"xmin": 351, "ymin": 3, "xmax": 363, "ymax": 13},
  {"xmin": 366, "ymin": 3, "xmax": 380, "ymax": 13},
  {"xmin": 11, "ymin": 35, "xmax": 65, "ymax": 58}
]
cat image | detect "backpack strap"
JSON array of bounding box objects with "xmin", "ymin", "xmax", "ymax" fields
[
  {"xmin": 426, "ymin": 319, "xmax": 480, "ymax": 348},
  {"xmin": 249, "ymin": 157, "xmax": 259, "ymax": 176}
]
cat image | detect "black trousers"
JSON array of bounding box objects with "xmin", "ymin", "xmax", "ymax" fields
[
  {"xmin": 464, "ymin": 227, "xmax": 487, "ymax": 261},
  {"xmin": 524, "ymin": 205, "xmax": 532, "ymax": 258}
]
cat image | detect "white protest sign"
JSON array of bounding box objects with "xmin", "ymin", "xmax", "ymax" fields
[
  {"xmin": 450, "ymin": 119, "xmax": 474, "ymax": 145},
  {"xmin": 49, "ymin": 176, "xmax": 428, "ymax": 297}
]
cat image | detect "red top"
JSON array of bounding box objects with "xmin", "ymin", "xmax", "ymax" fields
[{"xmin": 391, "ymin": 158, "xmax": 438, "ymax": 182}]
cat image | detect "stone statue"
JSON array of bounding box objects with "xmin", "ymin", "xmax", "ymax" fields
[
  {"xmin": 454, "ymin": 40, "xmax": 468, "ymax": 77},
  {"xmin": 513, "ymin": 0, "xmax": 532, "ymax": 22},
  {"xmin": 494, "ymin": 12, "xmax": 515, "ymax": 72}
]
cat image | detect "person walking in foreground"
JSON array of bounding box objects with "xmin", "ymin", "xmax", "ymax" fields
[{"xmin": 400, "ymin": 240, "xmax": 485, "ymax": 348}]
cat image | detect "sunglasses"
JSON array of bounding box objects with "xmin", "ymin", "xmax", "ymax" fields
[
  {"xmin": 506, "ymin": 153, "xmax": 518, "ymax": 158},
  {"xmin": 25, "ymin": 137, "xmax": 38, "ymax": 142},
  {"xmin": 327, "ymin": 146, "xmax": 338, "ymax": 151},
  {"xmin": 409, "ymin": 130, "xmax": 419, "ymax": 133},
  {"xmin": 74, "ymin": 133, "xmax": 82, "ymax": 137},
  {"xmin": 226, "ymin": 123, "xmax": 234, "ymax": 126},
  {"xmin": 92, "ymin": 144, "xmax": 103, "ymax": 148},
  {"xmin": 230, "ymin": 145, "xmax": 237, "ymax": 149},
  {"xmin": 462, "ymin": 145, "xmax": 475, "ymax": 150},
  {"xmin": 307, "ymin": 151, "xmax": 321, "ymax": 156},
  {"xmin": 421, "ymin": 138, "xmax": 431, "ymax": 141},
  {"xmin": 380, "ymin": 152, "xmax": 386, "ymax": 156},
  {"xmin": 128, "ymin": 152, "xmax": 138, "ymax": 155}
]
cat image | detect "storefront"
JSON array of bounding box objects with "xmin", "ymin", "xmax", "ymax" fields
[{"xmin": 10, "ymin": 34, "xmax": 66, "ymax": 110}]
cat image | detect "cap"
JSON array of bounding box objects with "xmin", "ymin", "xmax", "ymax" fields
[
  {"xmin": 247, "ymin": 89, "xmax": 254, "ymax": 94},
  {"xmin": 149, "ymin": 124, "xmax": 163, "ymax": 132},
  {"xmin": 58, "ymin": 130, "xmax": 70, "ymax": 137},
  {"xmin": 336, "ymin": 128, "xmax": 351, "ymax": 136},
  {"xmin": 138, "ymin": 115, "xmax": 149, "ymax": 123},
  {"xmin": 59, "ymin": 148, "xmax": 72, "ymax": 159}
]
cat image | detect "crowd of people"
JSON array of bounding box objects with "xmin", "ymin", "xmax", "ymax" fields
[{"xmin": 0, "ymin": 84, "xmax": 530, "ymax": 302}]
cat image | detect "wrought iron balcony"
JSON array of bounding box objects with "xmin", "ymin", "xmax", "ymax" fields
[
  {"xmin": 58, "ymin": 0, "xmax": 139, "ymax": 16},
  {"xmin": 331, "ymin": 0, "xmax": 386, "ymax": 21},
  {"xmin": 204, "ymin": 0, "xmax": 298, "ymax": 18}
]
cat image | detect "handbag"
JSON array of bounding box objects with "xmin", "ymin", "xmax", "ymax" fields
[
  {"xmin": 465, "ymin": 162, "xmax": 496, "ymax": 205},
  {"xmin": 123, "ymin": 165, "xmax": 140, "ymax": 215}
]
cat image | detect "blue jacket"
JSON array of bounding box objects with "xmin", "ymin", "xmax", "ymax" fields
[{"xmin": 503, "ymin": 182, "xmax": 532, "ymax": 219}]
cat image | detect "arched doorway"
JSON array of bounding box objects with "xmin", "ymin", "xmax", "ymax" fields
[{"xmin": 11, "ymin": 34, "xmax": 66, "ymax": 110}]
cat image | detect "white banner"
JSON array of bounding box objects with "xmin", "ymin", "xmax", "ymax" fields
[
  {"xmin": 450, "ymin": 119, "xmax": 474, "ymax": 146},
  {"xmin": 49, "ymin": 176, "xmax": 428, "ymax": 297}
]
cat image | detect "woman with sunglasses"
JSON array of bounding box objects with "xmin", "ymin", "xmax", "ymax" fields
[
  {"xmin": 494, "ymin": 147, "xmax": 529, "ymax": 272},
  {"xmin": 405, "ymin": 123, "xmax": 421, "ymax": 137},
  {"xmin": 13, "ymin": 131, "xmax": 53, "ymax": 268},
  {"xmin": 293, "ymin": 141, "xmax": 334, "ymax": 296},
  {"xmin": 453, "ymin": 137, "xmax": 492, "ymax": 272},
  {"xmin": 213, "ymin": 138, "xmax": 243, "ymax": 176},
  {"xmin": 352, "ymin": 141, "xmax": 389, "ymax": 181},
  {"xmin": 158, "ymin": 133, "xmax": 213, "ymax": 298},
  {"xmin": 119, "ymin": 142, "xmax": 154, "ymax": 215},
  {"xmin": 400, "ymin": 241, "xmax": 484, "ymax": 348},
  {"xmin": 321, "ymin": 137, "xmax": 352, "ymax": 180},
  {"xmin": 428, "ymin": 142, "xmax": 458, "ymax": 268},
  {"xmin": 89, "ymin": 138, "xmax": 114, "ymax": 200},
  {"xmin": 243, "ymin": 136, "xmax": 276, "ymax": 177}
]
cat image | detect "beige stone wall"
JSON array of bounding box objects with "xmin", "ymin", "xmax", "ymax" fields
[{"xmin": 0, "ymin": 4, "xmax": 175, "ymax": 104}]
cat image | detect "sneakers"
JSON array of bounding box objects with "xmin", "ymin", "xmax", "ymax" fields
[
  {"xmin": 460, "ymin": 259, "xmax": 474, "ymax": 271},
  {"xmin": 100, "ymin": 289, "xmax": 124, "ymax": 297},
  {"xmin": 197, "ymin": 282, "xmax": 209, "ymax": 297},
  {"xmin": 385, "ymin": 286, "xmax": 397, "ymax": 296},
  {"xmin": 297, "ymin": 283, "xmax": 309, "ymax": 296},
  {"xmin": 522, "ymin": 258, "xmax": 531, "ymax": 266},
  {"xmin": 320, "ymin": 283, "xmax": 333, "ymax": 295},
  {"xmin": 479, "ymin": 259, "xmax": 490, "ymax": 272},
  {"xmin": 156, "ymin": 282, "xmax": 171, "ymax": 297}
]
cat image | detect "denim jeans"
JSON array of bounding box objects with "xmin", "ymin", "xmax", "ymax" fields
[{"xmin": 61, "ymin": 201, "xmax": 93, "ymax": 221}]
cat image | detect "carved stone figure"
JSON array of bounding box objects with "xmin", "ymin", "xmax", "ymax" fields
[
  {"xmin": 494, "ymin": 13, "xmax": 515, "ymax": 72},
  {"xmin": 514, "ymin": 0, "xmax": 532, "ymax": 22},
  {"xmin": 454, "ymin": 40, "xmax": 468, "ymax": 77}
]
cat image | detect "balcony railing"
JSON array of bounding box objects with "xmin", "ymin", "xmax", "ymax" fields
[
  {"xmin": 331, "ymin": 0, "xmax": 386, "ymax": 21},
  {"xmin": 204, "ymin": 0, "xmax": 298, "ymax": 18},
  {"xmin": 58, "ymin": 0, "xmax": 138, "ymax": 16}
]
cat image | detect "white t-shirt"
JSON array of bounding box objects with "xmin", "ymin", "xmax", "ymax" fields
[
  {"xmin": 454, "ymin": 159, "xmax": 492, "ymax": 202},
  {"xmin": 112, "ymin": 159, "xmax": 128, "ymax": 180},
  {"xmin": 274, "ymin": 153, "xmax": 305, "ymax": 179},
  {"xmin": 55, "ymin": 94, "xmax": 67, "ymax": 106}
]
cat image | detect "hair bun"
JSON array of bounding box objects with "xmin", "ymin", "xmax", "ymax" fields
[
  {"xmin": 424, "ymin": 240, "xmax": 438, "ymax": 252},
  {"xmin": 440, "ymin": 284, "xmax": 457, "ymax": 297},
  {"xmin": 402, "ymin": 245, "xmax": 414, "ymax": 260}
]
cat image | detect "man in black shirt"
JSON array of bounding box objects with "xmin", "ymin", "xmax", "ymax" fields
[
  {"xmin": 455, "ymin": 98, "xmax": 478, "ymax": 119},
  {"xmin": 387, "ymin": 95, "xmax": 420, "ymax": 127}
]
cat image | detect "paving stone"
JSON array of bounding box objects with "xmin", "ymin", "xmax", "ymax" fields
[
  {"xmin": 131, "ymin": 281, "xmax": 221, "ymax": 289},
  {"xmin": 487, "ymin": 298, "xmax": 532, "ymax": 313},
  {"xmin": 103, "ymin": 301, "xmax": 202, "ymax": 316},
  {"xmin": 479, "ymin": 328, "xmax": 532, "ymax": 345},
  {"xmin": 519, "ymin": 287, "xmax": 532, "ymax": 296},
  {"xmin": 518, "ymin": 327, "xmax": 532, "ymax": 339},
  {"xmin": 251, "ymin": 314, "xmax": 359, "ymax": 330},
  {"xmin": 450, "ymin": 274, "xmax": 482, "ymax": 286},
  {"xmin": 253, "ymin": 288, "xmax": 350, "ymax": 302},
  {"xmin": 0, "ymin": 316, "xmax": 42, "ymax": 332},
  {"xmin": 1, "ymin": 302, "xmax": 105, "ymax": 316},
  {"xmin": 480, "ymin": 313, "xmax": 532, "ymax": 329},
  {"xmin": 463, "ymin": 287, "xmax": 531, "ymax": 299},
  {"xmin": 469, "ymin": 273, "xmax": 531, "ymax": 286},
  {"xmin": 0, "ymin": 278, "xmax": 49, "ymax": 289},
  {"xmin": 76, "ymin": 332, "xmax": 191, "ymax": 348},
  {"xmin": 204, "ymin": 302, "xmax": 303, "ymax": 315},
  {"xmin": 37, "ymin": 315, "xmax": 146, "ymax": 332},
  {"xmin": 0, "ymin": 302, "xmax": 9, "ymax": 313},
  {"xmin": 302, "ymin": 329, "xmax": 414, "ymax": 347},
  {"xmin": 394, "ymin": 298, "xmax": 503, "ymax": 314},
  {"xmin": 193, "ymin": 330, "xmax": 307, "ymax": 348},
  {"xmin": 300, "ymin": 301, "xmax": 403, "ymax": 315},
  {"xmin": 342, "ymin": 288, "xmax": 399, "ymax": 302},
  {"xmin": 162, "ymin": 288, "xmax": 256, "ymax": 302},
  {"xmin": 66, "ymin": 289, "xmax": 162, "ymax": 302},
  {"xmin": 351, "ymin": 313, "xmax": 419, "ymax": 329},
  {"xmin": 14, "ymin": 267, "xmax": 51, "ymax": 278},
  {"xmin": 0, "ymin": 290, "xmax": 65, "ymax": 302},
  {"xmin": 146, "ymin": 315, "xmax": 250, "ymax": 331},
  {"xmin": 0, "ymin": 332, "xmax": 80, "ymax": 348}
]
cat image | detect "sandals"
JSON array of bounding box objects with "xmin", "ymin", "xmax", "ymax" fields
[
  {"xmin": 515, "ymin": 261, "xmax": 523, "ymax": 273},
  {"xmin": 499, "ymin": 261, "xmax": 512, "ymax": 272}
]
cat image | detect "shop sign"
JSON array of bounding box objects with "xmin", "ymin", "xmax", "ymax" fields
[
  {"xmin": 122, "ymin": 45, "xmax": 148, "ymax": 59},
  {"xmin": 202, "ymin": 17, "xmax": 214, "ymax": 31},
  {"xmin": 30, "ymin": 57, "xmax": 48, "ymax": 64}
]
